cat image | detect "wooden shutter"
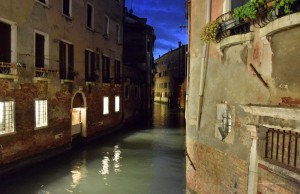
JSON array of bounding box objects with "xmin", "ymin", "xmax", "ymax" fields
[
  {"xmin": 85, "ymin": 50, "xmax": 89, "ymax": 81},
  {"xmin": 69, "ymin": 44, "xmax": 74, "ymax": 80},
  {"xmin": 35, "ymin": 34, "xmax": 45, "ymax": 68},
  {"xmin": 59, "ymin": 41, "xmax": 66, "ymax": 79},
  {"xmin": 91, "ymin": 52, "xmax": 95, "ymax": 82}
]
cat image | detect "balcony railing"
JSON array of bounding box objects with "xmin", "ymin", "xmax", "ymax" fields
[
  {"xmin": 216, "ymin": 11, "xmax": 251, "ymax": 43},
  {"xmin": 264, "ymin": 128, "xmax": 299, "ymax": 173},
  {"xmin": 216, "ymin": 2, "xmax": 300, "ymax": 42},
  {"xmin": 0, "ymin": 62, "xmax": 19, "ymax": 75},
  {"xmin": 35, "ymin": 67, "xmax": 58, "ymax": 78}
]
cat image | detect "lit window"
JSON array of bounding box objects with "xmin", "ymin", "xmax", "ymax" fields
[
  {"xmin": 0, "ymin": 101, "xmax": 14, "ymax": 135},
  {"xmin": 103, "ymin": 97, "xmax": 109, "ymax": 115},
  {"xmin": 115, "ymin": 96, "xmax": 120, "ymax": 112},
  {"xmin": 35, "ymin": 100, "xmax": 48, "ymax": 128}
]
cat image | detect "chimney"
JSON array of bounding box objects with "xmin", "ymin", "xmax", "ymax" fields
[{"xmin": 178, "ymin": 41, "xmax": 182, "ymax": 48}]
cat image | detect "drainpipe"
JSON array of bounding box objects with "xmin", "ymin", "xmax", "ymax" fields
[{"xmin": 197, "ymin": 0, "xmax": 211, "ymax": 130}]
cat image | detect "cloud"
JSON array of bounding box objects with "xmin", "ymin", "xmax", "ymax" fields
[{"xmin": 126, "ymin": 0, "xmax": 188, "ymax": 59}]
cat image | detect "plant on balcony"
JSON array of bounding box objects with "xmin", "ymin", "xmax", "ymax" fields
[
  {"xmin": 271, "ymin": 0, "xmax": 296, "ymax": 13},
  {"xmin": 232, "ymin": 1, "xmax": 258, "ymax": 21},
  {"xmin": 200, "ymin": 21, "xmax": 219, "ymax": 43}
]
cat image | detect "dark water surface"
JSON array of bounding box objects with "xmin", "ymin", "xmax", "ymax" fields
[{"xmin": 0, "ymin": 103, "xmax": 186, "ymax": 194}]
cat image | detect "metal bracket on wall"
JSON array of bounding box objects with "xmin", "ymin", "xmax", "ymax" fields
[
  {"xmin": 249, "ymin": 63, "xmax": 269, "ymax": 89},
  {"xmin": 185, "ymin": 150, "xmax": 196, "ymax": 171}
]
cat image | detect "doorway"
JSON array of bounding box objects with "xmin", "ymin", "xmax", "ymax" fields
[{"xmin": 71, "ymin": 91, "xmax": 87, "ymax": 138}]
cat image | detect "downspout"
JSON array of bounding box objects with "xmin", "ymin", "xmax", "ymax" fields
[{"xmin": 197, "ymin": 0, "xmax": 211, "ymax": 130}]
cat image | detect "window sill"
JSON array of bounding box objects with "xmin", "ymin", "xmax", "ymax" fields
[
  {"xmin": 33, "ymin": 77, "xmax": 51, "ymax": 83},
  {"xmin": 0, "ymin": 74, "xmax": 18, "ymax": 83},
  {"xmin": 0, "ymin": 131, "xmax": 16, "ymax": 137},
  {"xmin": 103, "ymin": 34, "xmax": 110, "ymax": 39},
  {"xmin": 61, "ymin": 79, "xmax": 74, "ymax": 84},
  {"xmin": 62, "ymin": 13, "xmax": 73, "ymax": 21},
  {"xmin": 35, "ymin": 125, "xmax": 48, "ymax": 130},
  {"xmin": 86, "ymin": 27, "xmax": 95, "ymax": 32},
  {"xmin": 85, "ymin": 81, "xmax": 95, "ymax": 86},
  {"xmin": 35, "ymin": 0, "xmax": 50, "ymax": 8},
  {"xmin": 258, "ymin": 160, "xmax": 300, "ymax": 183}
]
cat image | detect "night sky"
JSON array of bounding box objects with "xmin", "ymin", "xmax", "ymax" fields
[{"xmin": 125, "ymin": 0, "xmax": 188, "ymax": 59}]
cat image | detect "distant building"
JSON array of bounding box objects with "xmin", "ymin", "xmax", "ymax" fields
[
  {"xmin": 0, "ymin": 0, "xmax": 124, "ymax": 173},
  {"xmin": 154, "ymin": 42, "xmax": 187, "ymax": 109},
  {"xmin": 123, "ymin": 8, "xmax": 156, "ymax": 122}
]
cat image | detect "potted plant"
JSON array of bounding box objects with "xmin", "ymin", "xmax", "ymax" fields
[
  {"xmin": 200, "ymin": 21, "xmax": 219, "ymax": 43},
  {"xmin": 232, "ymin": 1, "xmax": 258, "ymax": 21},
  {"xmin": 271, "ymin": 0, "xmax": 296, "ymax": 14}
]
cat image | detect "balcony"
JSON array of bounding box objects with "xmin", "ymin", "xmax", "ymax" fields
[
  {"xmin": 0, "ymin": 62, "xmax": 24, "ymax": 82},
  {"xmin": 34, "ymin": 67, "xmax": 58, "ymax": 83},
  {"xmin": 216, "ymin": 2, "xmax": 300, "ymax": 43}
]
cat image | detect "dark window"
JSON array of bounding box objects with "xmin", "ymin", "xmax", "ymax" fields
[
  {"xmin": 59, "ymin": 41, "xmax": 74, "ymax": 80},
  {"xmin": 104, "ymin": 16, "xmax": 109, "ymax": 35},
  {"xmin": 85, "ymin": 50, "xmax": 95, "ymax": 82},
  {"xmin": 114, "ymin": 60, "xmax": 121, "ymax": 84},
  {"xmin": 38, "ymin": 0, "xmax": 46, "ymax": 4},
  {"xmin": 35, "ymin": 33, "xmax": 45, "ymax": 68},
  {"xmin": 0, "ymin": 22, "xmax": 11, "ymax": 63},
  {"xmin": 102, "ymin": 56, "xmax": 110, "ymax": 83},
  {"xmin": 87, "ymin": 4, "xmax": 93, "ymax": 28},
  {"xmin": 125, "ymin": 85, "xmax": 129, "ymax": 99},
  {"xmin": 231, "ymin": 0, "xmax": 248, "ymax": 10},
  {"xmin": 63, "ymin": 0, "xmax": 71, "ymax": 16},
  {"xmin": 96, "ymin": 53, "xmax": 100, "ymax": 70}
]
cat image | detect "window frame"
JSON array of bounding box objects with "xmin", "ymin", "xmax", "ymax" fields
[
  {"xmin": 104, "ymin": 15, "xmax": 110, "ymax": 37},
  {"xmin": 59, "ymin": 40, "xmax": 74, "ymax": 81},
  {"xmin": 102, "ymin": 55, "xmax": 110, "ymax": 83},
  {"xmin": 0, "ymin": 18, "xmax": 17, "ymax": 63},
  {"xmin": 62, "ymin": 0, "xmax": 72, "ymax": 18},
  {"xmin": 35, "ymin": 0, "xmax": 49, "ymax": 7},
  {"xmin": 0, "ymin": 100, "xmax": 15, "ymax": 135},
  {"xmin": 34, "ymin": 30, "xmax": 49, "ymax": 69},
  {"xmin": 85, "ymin": 49, "xmax": 96, "ymax": 82},
  {"xmin": 35, "ymin": 99, "xmax": 48, "ymax": 129},
  {"xmin": 86, "ymin": 3, "xmax": 94, "ymax": 29}
]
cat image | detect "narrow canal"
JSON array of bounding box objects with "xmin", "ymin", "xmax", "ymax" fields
[{"xmin": 0, "ymin": 103, "xmax": 186, "ymax": 194}]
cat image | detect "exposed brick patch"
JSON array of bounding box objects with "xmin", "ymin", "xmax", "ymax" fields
[
  {"xmin": 186, "ymin": 142, "xmax": 249, "ymax": 194},
  {"xmin": 281, "ymin": 97, "xmax": 300, "ymax": 107}
]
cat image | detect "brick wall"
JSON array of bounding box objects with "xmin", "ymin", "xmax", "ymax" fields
[{"xmin": 187, "ymin": 142, "xmax": 249, "ymax": 194}]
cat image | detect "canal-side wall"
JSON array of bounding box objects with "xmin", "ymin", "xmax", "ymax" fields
[
  {"xmin": 0, "ymin": 0, "xmax": 124, "ymax": 175},
  {"xmin": 186, "ymin": 0, "xmax": 300, "ymax": 193}
]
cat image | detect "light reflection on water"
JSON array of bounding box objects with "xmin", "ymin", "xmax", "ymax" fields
[{"xmin": 0, "ymin": 103, "xmax": 185, "ymax": 194}]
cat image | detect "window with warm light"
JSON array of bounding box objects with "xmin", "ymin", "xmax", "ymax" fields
[
  {"xmin": 115, "ymin": 96, "xmax": 120, "ymax": 112},
  {"xmin": 35, "ymin": 100, "xmax": 48, "ymax": 128},
  {"xmin": 0, "ymin": 101, "xmax": 14, "ymax": 135},
  {"xmin": 103, "ymin": 97, "xmax": 109, "ymax": 115}
]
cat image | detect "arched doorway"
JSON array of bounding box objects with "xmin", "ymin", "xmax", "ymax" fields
[{"xmin": 71, "ymin": 91, "xmax": 87, "ymax": 138}]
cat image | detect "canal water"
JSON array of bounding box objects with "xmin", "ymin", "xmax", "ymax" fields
[{"xmin": 0, "ymin": 103, "xmax": 186, "ymax": 194}]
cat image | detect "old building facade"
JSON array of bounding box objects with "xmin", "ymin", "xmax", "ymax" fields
[
  {"xmin": 186, "ymin": 0, "xmax": 300, "ymax": 193},
  {"xmin": 0, "ymin": 0, "xmax": 124, "ymax": 174},
  {"xmin": 154, "ymin": 42, "xmax": 187, "ymax": 108},
  {"xmin": 123, "ymin": 9, "xmax": 156, "ymax": 122}
]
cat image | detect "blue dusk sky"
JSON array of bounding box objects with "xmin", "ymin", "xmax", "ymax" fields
[{"xmin": 125, "ymin": 0, "xmax": 188, "ymax": 59}]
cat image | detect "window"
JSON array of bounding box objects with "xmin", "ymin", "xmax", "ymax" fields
[
  {"xmin": 102, "ymin": 55, "xmax": 110, "ymax": 83},
  {"xmin": 35, "ymin": 33, "xmax": 45, "ymax": 68},
  {"xmin": 115, "ymin": 96, "xmax": 120, "ymax": 112},
  {"xmin": 87, "ymin": 3, "xmax": 94, "ymax": 29},
  {"xmin": 0, "ymin": 101, "xmax": 14, "ymax": 135},
  {"xmin": 104, "ymin": 16, "xmax": 109, "ymax": 36},
  {"xmin": 85, "ymin": 49, "xmax": 96, "ymax": 82},
  {"xmin": 35, "ymin": 100, "xmax": 48, "ymax": 128},
  {"xmin": 0, "ymin": 21, "xmax": 11, "ymax": 63},
  {"xmin": 114, "ymin": 60, "xmax": 121, "ymax": 84},
  {"xmin": 116, "ymin": 24, "xmax": 120, "ymax": 43},
  {"xmin": 134, "ymin": 86, "xmax": 139, "ymax": 99},
  {"xmin": 103, "ymin": 97, "xmax": 109, "ymax": 115},
  {"xmin": 59, "ymin": 41, "xmax": 74, "ymax": 80},
  {"xmin": 36, "ymin": 0, "xmax": 48, "ymax": 5},
  {"xmin": 62, "ymin": 0, "xmax": 72, "ymax": 17},
  {"xmin": 125, "ymin": 85, "xmax": 129, "ymax": 99}
]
